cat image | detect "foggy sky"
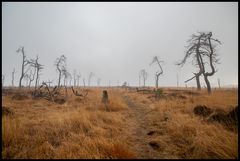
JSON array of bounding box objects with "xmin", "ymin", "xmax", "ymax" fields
[{"xmin": 2, "ymin": 2, "xmax": 238, "ymax": 87}]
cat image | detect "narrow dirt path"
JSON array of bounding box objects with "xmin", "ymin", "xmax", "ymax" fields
[{"xmin": 121, "ymin": 93, "xmax": 166, "ymax": 159}]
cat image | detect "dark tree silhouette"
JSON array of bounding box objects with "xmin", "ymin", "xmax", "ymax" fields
[
  {"xmin": 150, "ymin": 56, "xmax": 163, "ymax": 89},
  {"xmin": 29, "ymin": 55, "xmax": 43, "ymax": 90},
  {"xmin": 16, "ymin": 46, "xmax": 30, "ymax": 88},
  {"xmin": 177, "ymin": 31, "xmax": 221, "ymax": 93},
  {"xmin": 54, "ymin": 55, "xmax": 66, "ymax": 87},
  {"xmin": 200, "ymin": 32, "xmax": 221, "ymax": 93}
]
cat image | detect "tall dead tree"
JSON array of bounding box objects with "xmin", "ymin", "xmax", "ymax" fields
[
  {"xmin": 177, "ymin": 31, "xmax": 221, "ymax": 93},
  {"xmin": 88, "ymin": 72, "xmax": 94, "ymax": 87},
  {"xmin": 12, "ymin": 68, "xmax": 16, "ymax": 87},
  {"xmin": 29, "ymin": 55, "xmax": 43, "ymax": 90},
  {"xmin": 62, "ymin": 68, "xmax": 70, "ymax": 87},
  {"xmin": 55, "ymin": 55, "xmax": 66, "ymax": 87},
  {"xmin": 176, "ymin": 33, "xmax": 206, "ymax": 90},
  {"xmin": 140, "ymin": 69, "xmax": 148, "ymax": 87},
  {"xmin": 62, "ymin": 68, "xmax": 71, "ymax": 96},
  {"xmin": 17, "ymin": 46, "xmax": 30, "ymax": 88},
  {"xmin": 150, "ymin": 56, "xmax": 163, "ymax": 89},
  {"xmin": 200, "ymin": 32, "xmax": 221, "ymax": 94}
]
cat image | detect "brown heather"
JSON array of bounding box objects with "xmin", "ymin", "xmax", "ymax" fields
[{"xmin": 2, "ymin": 87, "xmax": 238, "ymax": 159}]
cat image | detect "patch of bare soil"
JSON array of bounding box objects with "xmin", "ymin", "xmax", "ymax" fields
[{"xmin": 121, "ymin": 94, "xmax": 171, "ymax": 159}]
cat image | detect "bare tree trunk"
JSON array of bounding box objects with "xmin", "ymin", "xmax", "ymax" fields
[
  {"xmin": 19, "ymin": 56, "xmax": 25, "ymax": 88},
  {"xmin": 196, "ymin": 75, "xmax": 201, "ymax": 90},
  {"xmin": 156, "ymin": 75, "xmax": 159, "ymax": 89},
  {"xmin": 35, "ymin": 69, "xmax": 39, "ymax": 90},
  {"xmin": 58, "ymin": 71, "xmax": 61, "ymax": 87},
  {"xmin": 18, "ymin": 47, "xmax": 29, "ymax": 88},
  {"xmin": 204, "ymin": 75, "xmax": 211, "ymax": 94}
]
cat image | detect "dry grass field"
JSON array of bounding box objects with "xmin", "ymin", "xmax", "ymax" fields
[{"xmin": 2, "ymin": 87, "xmax": 238, "ymax": 159}]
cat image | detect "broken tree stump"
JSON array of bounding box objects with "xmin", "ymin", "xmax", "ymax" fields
[{"xmin": 102, "ymin": 90, "xmax": 110, "ymax": 111}]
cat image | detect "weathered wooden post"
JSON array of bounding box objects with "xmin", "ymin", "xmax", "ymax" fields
[{"xmin": 102, "ymin": 90, "xmax": 110, "ymax": 111}]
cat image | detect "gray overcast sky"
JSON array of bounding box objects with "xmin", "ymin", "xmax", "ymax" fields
[{"xmin": 2, "ymin": 2, "xmax": 238, "ymax": 87}]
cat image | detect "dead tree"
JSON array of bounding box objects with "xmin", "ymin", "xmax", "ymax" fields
[
  {"xmin": 16, "ymin": 46, "xmax": 30, "ymax": 88},
  {"xmin": 62, "ymin": 68, "xmax": 71, "ymax": 96},
  {"xmin": 55, "ymin": 55, "xmax": 66, "ymax": 87},
  {"xmin": 12, "ymin": 68, "xmax": 16, "ymax": 87},
  {"xmin": 32, "ymin": 81, "xmax": 64, "ymax": 104},
  {"xmin": 71, "ymin": 86, "xmax": 88, "ymax": 99},
  {"xmin": 140, "ymin": 69, "xmax": 148, "ymax": 87},
  {"xmin": 176, "ymin": 33, "xmax": 205, "ymax": 90},
  {"xmin": 150, "ymin": 56, "xmax": 163, "ymax": 89},
  {"xmin": 29, "ymin": 55, "xmax": 43, "ymax": 90},
  {"xmin": 176, "ymin": 31, "xmax": 221, "ymax": 94},
  {"xmin": 62, "ymin": 68, "xmax": 70, "ymax": 87},
  {"xmin": 200, "ymin": 32, "xmax": 221, "ymax": 94},
  {"xmin": 88, "ymin": 72, "xmax": 94, "ymax": 87}
]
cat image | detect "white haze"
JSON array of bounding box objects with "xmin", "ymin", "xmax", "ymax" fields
[{"xmin": 2, "ymin": 2, "xmax": 238, "ymax": 87}]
